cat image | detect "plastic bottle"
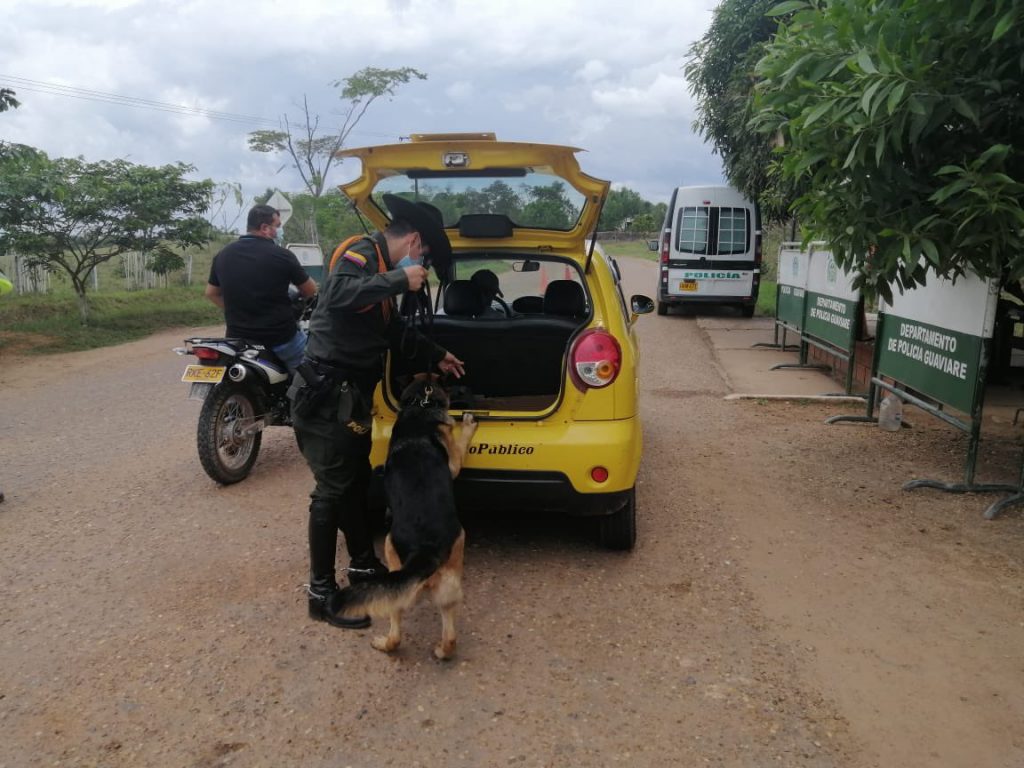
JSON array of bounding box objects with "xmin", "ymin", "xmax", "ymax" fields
[{"xmin": 878, "ymin": 394, "xmax": 903, "ymax": 431}]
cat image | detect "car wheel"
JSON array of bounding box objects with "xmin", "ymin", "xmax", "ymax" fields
[
  {"xmin": 656, "ymin": 300, "xmax": 668, "ymax": 316},
  {"xmin": 741, "ymin": 305, "xmax": 756, "ymax": 318},
  {"xmin": 598, "ymin": 487, "xmax": 636, "ymax": 550}
]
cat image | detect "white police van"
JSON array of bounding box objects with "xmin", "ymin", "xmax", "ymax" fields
[{"xmin": 653, "ymin": 185, "xmax": 762, "ymax": 317}]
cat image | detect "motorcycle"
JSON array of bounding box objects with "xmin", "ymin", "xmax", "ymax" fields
[{"xmin": 174, "ymin": 292, "xmax": 315, "ymax": 485}]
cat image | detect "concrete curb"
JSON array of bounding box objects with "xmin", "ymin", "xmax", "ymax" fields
[{"xmin": 724, "ymin": 393, "xmax": 867, "ymax": 402}]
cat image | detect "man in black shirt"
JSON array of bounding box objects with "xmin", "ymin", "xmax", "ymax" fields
[
  {"xmin": 205, "ymin": 204, "xmax": 317, "ymax": 371},
  {"xmin": 294, "ymin": 194, "xmax": 465, "ymax": 629}
]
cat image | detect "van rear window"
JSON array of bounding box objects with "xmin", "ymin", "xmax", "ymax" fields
[{"xmin": 676, "ymin": 206, "xmax": 749, "ymax": 256}]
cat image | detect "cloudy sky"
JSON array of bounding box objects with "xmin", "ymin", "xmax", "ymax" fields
[{"xmin": 1, "ymin": 0, "xmax": 726, "ymax": 226}]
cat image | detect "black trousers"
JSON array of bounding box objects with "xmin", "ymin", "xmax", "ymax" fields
[{"xmin": 292, "ymin": 376, "xmax": 377, "ymax": 577}]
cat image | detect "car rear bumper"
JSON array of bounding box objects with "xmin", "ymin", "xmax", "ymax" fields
[
  {"xmin": 659, "ymin": 292, "xmax": 758, "ymax": 306},
  {"xmin": 370, "ymin": 415, "xmax": 642, "ymax": 514},
  {"xmin": 369, "ymin": 468, "xmax": 632, "ymax": 517}
]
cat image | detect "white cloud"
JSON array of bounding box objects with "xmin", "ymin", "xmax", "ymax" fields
[
  {"xmin": 592, "ymin": 72, "xmax": 692, "ymax": 119},
  {"xmin": 445, "ymin": 81, "xmax": 474, "ymax": 102},
  {"xmin": 576, "ymin": 60, "xmax": 611, "ymax": 83},
  {"xmin": 1, "ymin": 0, "xmax": 723, "ymax": 207}
]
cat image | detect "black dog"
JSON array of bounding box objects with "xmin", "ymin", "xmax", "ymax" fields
[{"xmin": 334, "ymin": 375, "xmax": 477, "ymax": 659}]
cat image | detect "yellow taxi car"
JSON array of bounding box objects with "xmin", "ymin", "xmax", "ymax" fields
[{"xmin": 338, "ymin": 133, "xmax": 654, "ymax": 549}]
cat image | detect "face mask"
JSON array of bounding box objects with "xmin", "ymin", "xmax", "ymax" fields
[{"xmin": 394, "ymin": 236, "xmax": 423, "ymax": 269}]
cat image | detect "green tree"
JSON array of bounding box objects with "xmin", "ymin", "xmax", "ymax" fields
[
  {"xmin": 207, "ymin": 181, "xmax": 245, "ymax": 236},
  {"xmin": 247, "ymin": 67, "xmax": 427, "ymax": 244},
  {"xmin": 521, "ymin": 182, "xmax": 577, "ymax": 229},
  {"xmin": 599, "ymin": 187, "xmax": 648, "ymax": 230},
  {"xmin": 284, "ymin": 189, "xmax": 366, "ymax": 249},
  {"xmin": 0, "ymin": 88, "xmax": 19, "ymax": 113},
  {"xmin": 0, "ymin": 152, "xmax": 212, "ymax": 323},
  {"xmin": 685, "ymin": 0, "xmax": 798, "ymax": 223},
  {"xmin": 597, "ymin": 188, "xmax": 666, "ymax": 233},
  {"xmin": 754, "ymin": 0, "xmax": 1024, "ymax": 301}
]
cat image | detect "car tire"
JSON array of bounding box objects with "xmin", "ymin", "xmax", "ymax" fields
[
  {"xmin": 741, "ymin": 305, "xmax": 756, "ymax": 318},
  {"xmin": 656, "ymin": 300, "xmax": 668, "ymax": 316},
  {"xmin": 598, "ymin": 487, "xmax": 636, "ymax": 551}
]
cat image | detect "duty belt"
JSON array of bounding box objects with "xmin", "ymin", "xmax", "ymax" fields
[{"xmin": 304, "ymin": 357, "xmax": 350, "ymax": 382}]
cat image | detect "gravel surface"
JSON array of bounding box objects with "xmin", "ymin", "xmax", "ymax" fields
[{"xmin": 1, "ymin": 258, "xmax": 1022, "ymax": 767}]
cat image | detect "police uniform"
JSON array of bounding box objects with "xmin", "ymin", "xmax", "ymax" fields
[{"xmin": 294, "ymin": 231, "xmax": 446, "ymax": 628}]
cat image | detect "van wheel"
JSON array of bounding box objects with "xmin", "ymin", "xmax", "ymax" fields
[
  {"xmin": 656, "ymin": 301, "xmax": 668, "ymax": 316},
  {"xmin": 598, "ymin": 487, "xmax": 636, "ymax": 551},
  {"xmin": 741, "ymin": 305, "xmax": 756, "ymax": 318}
]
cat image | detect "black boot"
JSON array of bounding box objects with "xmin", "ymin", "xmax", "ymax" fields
[
  {"xmin": 308, "ymin": 499, "xmax": 370, "ymax": 629},
  {"xmin": 346, "ymin": 551, "xmax": 388, "ymax": 585},
  {"xmin": 307, "ymin": 581, "xmax": 371, "ymax": 629}
]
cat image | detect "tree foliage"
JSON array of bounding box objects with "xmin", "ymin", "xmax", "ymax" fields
[
  {"xmin": 685, "ymin": 0, "xmax": 798, "ymax": 222},
  {"xmin": 247, "ymin": 67, "xmax": 427, "ymax": 243},
  {"xmin": 598, "ymin": 187, "xmax": 667, "ymax": 233},
  {"xmin": 274, "ymin": 189, "xmax": 367, "ymax": 248},
  {"xmin": 753, "ymin": 0, "xmax": 1024, "ymax": 301},
  {"xmin": 0, "ymin": 88, "xmax": 19, "ymax": 113},
  {"xmin": 0, "ymin": 151, "xmax": 212, "ymax": 323}
]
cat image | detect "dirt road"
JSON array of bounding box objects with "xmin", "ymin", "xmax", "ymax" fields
[{"xmin": 1, "ymin": 258, "xmax": 1022, "ymax": 767}]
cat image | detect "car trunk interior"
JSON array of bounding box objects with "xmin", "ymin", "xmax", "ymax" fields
[
  {"xmin": 386, "ymin": 270, "xmax": 590, "ymax": 413},
  {"xmin": 388, "ymin": 315, "xmax": 586, "ymax": 412}
]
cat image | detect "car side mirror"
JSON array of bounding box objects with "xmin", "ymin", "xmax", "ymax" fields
[
  {"xmin": 630, "ymin": 294, "xmax": 655, "ymax": 315},
  {"xmin": 647, "ymin": 239, "xmax": 659, "ymax": 252}
]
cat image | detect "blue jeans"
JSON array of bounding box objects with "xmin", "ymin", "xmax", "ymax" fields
[{"xmin": 272, "ymin": 329, "xmax": 308, "ymax": 373}]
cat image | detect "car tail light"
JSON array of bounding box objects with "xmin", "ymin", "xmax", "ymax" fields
[
  {"xmin": 754, "ymin": 230, "xmax": 763, "ymax": 267},
  {"xmin": 569, "ymin": 329, "xmax": 621, "ymax": 390},
  {"xmin": 193, "ymin": 346, "xmax": 220, "ymax": 361},
  {"xmin": 591, "ymin": 466, "xmax": 609, "ymax": 483},
  {"xmin": 660, "ymin": 230, "xmax": 670, "ymax": 265}
]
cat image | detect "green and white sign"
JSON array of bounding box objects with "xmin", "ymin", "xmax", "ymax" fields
[
  {"xmin": 776, "ymin": 243, "xmax": 810, "ymax": 330},
  {"xmin": 803, "ymin": 249, "xmax": 859, "ymax": 353},
  {"xmin": 876, "ymin": 271, "xmax": 998, "ymax": 413}
]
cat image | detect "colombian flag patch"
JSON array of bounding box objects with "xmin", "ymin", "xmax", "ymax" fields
[{"xmin": 341, "ymin": 250, "xmax": 367, "ymax": 266}]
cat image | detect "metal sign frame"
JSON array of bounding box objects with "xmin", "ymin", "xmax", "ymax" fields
[{"xmin": 828, "ymin": 272, "xmax": 1019, "ymax": 515}]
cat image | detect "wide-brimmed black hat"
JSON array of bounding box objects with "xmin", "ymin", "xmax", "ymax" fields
[{"xmin": 382, "ymin": 193, "xmax": 452, "ymax": 276}]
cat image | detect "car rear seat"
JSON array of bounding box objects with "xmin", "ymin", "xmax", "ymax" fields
[{"xmin": 389, "ymin": 281, "xmax": 589, "ymax": 398}]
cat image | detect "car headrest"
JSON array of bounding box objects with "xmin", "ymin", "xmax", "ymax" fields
[
  {"xmin": 512, "ymin": 295, "xmax": 544, "ymax": 314},
  {"xmin": 444, "ymin": 280, "xmax": 486, "ymax": 317},
  {"xmin": 543, "ymin": 280, "xmax": 586, "ymax": 317}
]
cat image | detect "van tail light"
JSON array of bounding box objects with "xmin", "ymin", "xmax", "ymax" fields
[
  {"xmin": 754, "ymin": 230, "xmax": 763, "ymax": 267},
  {"xmin": 569, "ymin": 329, "xmax": 621, "ymax": 391},
  {"xmin": 660, "ymin": 230, "xmax": 670, "ymax": 266},
  {"xmin": 193, "ymin": 346, "xmax": 220, "ymax": 361}
]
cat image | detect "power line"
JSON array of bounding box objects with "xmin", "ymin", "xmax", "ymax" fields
[
  {"xmin": 0, "ymin": 74, "xmax": 405, "ymax": 139},
  {"xmin": 0, "ymin": 74, "xmax": 280, "ymax": 127}
]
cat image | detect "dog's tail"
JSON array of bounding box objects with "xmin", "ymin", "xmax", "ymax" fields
[{"xmin": 333, "ymin": 550, "xmax": 442, "ymax": 618}]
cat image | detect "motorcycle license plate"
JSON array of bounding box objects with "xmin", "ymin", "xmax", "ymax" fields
[{"xmin": 182, "ymin": 364, "xmax": 225, "ymax": 384}]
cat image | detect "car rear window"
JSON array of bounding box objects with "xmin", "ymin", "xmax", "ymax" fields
[
  {"xmin": 371, "ymin": 172, "xmax": 587, "ymax": 232},
  {"xmin": 676, "ymin": 206, "xmax": 749, "ymax": 256}
]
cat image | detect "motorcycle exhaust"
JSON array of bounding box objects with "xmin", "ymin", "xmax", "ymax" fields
[{"xmin": 228, "ymin": 364, "xmax": 248, "ymax": 382}]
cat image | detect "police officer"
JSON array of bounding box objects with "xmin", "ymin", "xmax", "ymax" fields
[{"xmin": 294, "ymin": 194, "xmax": 465, "ymax": 629}]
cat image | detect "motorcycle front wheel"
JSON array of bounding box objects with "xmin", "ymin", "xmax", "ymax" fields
[{"xmin": 197, "ymin": 383, "xmax": 263, "ymax": 485}]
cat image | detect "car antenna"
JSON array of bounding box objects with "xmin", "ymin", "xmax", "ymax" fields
[{"xmin": 584, "ymin": 191, "xmax": 608, "ymax": 274}]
